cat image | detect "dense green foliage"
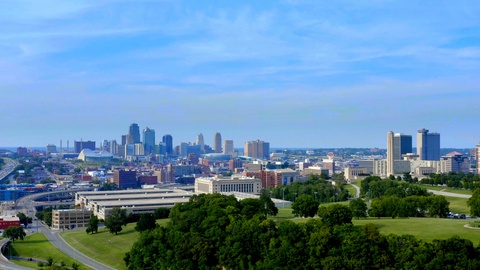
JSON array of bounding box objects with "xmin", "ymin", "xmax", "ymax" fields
[
  {"xmin": 292, "ymin": 194, "xmax": 318, "ymax": 218},
  {"xmin": 269, "ymin": 174, "xmax": 349, "ymax": 203},
  {"xmin": 125, "ymin": 193, "xmax": 480, "ymax": 270},
  {"xmin": 86, "ymin": 215, "xmax": 99, "ymax": 234},
  {"xmin": 105, "ymin": 207, "xmax": 127, "ymax": 235},
  {"xmin": 349, "ymin": 198, "xmax": 368, "ymax": 219},
  {"xmin": 135, "ymin": 213, "xmax": 157, "ymax": 232},
  {"xmin": 16, "ymin": 212, "xmax": 31, "ymax": 227},
  {"xmin": 36, "ymin": 206, "xmax": 53, "ymax": 227},
  {"xmin": 468, "ymin": 188, "xmax": 480, "ymax": 217},
  {"xmin": 368, "ymin": 195, "xmax": 450, "ymax": 218},
  {"xmin": 3, "ymin": 226, "xmax": 26, "ymax": 242},
  {"xmin": 420, "ymin": 172, "xmax": 480, "ymax": 190},
  {"xmin": 361, "ymin": 176, "xmax": 429, "ymax": 198}
]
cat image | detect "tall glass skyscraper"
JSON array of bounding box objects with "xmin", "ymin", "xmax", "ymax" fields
[
  {"xmin": 417, "ymin": 128, "xmax": 440, "ymax": 160},
  {"xmin": 129, "ymin": 123, "xmax": 141, "ymax": 144},
  {"xmin": 143, "ymin": 127, "xmax": 155, "ymax": 154},
  {"xmin": 162, "ymin": 134, "xmax": 173, "ymax": 155}
]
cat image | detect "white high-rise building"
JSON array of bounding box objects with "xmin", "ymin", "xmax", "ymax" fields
[
  {"xmin": 214, "ymin": 132, "xmax": 222, "ymax": 153},
  {"xmin": 223, "ymin": 140, "xmax": 234, "ymax": 155},
  {"xmin": 196, "ymin": 133, "xmax": 205, "ymax": 153}
]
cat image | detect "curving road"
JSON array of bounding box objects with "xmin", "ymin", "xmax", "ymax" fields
[
  {"xmin": 427, "ymin": 189, "xmax": 471, "ymax": 199},
  {"xmin": 349, "ymin": 183, "xmax": 361, "ymax": 198},
  {"xmin": 3, "ymin": 190, "xmax": 115, "ymax": 270}
]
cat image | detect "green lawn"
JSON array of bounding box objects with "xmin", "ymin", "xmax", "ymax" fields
[
  {"xmin": 445, "ymin": 196, "xmax": 470, "ymax": 214},
  {"xmin": 8, "ymin": 233, "xmax": 90, "ymax": 269},
  {"xmin": 344, "ymin": 184, "xmax": 357, "ymax": 198},
  {"xmin": 353, "ymin": 218, "xmax": 480, "ymax": 244},
  {"xmin": 61, "ymin": 219, "xmax": 170, "ymax": 270}
]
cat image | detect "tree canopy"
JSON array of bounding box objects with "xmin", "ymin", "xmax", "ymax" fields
[
  {"xmin": 3, "ymin": 226, "xmax": 26, "ymax": 242},
  {"xmin": 468, "ymin": 188, "xmax": 480, "ymax": 217},
  {"xmin": 291, "ymin": 194, "xmax": 319, "ymax": 218},
  {"xmin": 105, "ymin": 207, "xmax": 127, "ymax": 235}
]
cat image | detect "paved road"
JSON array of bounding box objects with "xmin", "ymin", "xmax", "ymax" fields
[
  {"xmin": 349, "ymin": 183, "xmax": 361, "ymax": 198},
  {"xmin": 0, "ymin": 239, "xmax": 34, "ymax": 270},
  {"xmin": 428, "ymin": 190, "xmax": 471, "ymax": 198},
  {"xmin": 13, "ymin": 191, "xmax": 115, "ymax": 270}
]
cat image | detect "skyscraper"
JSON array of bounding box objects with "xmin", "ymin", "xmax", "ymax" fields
[
  {"xmin": 129, "ymin": 123, "xmax": 141, "ymax": 144},
  {"xmin": 196, "ymin": 133, "xmax": 205, "ymax": 153},
  {"xmin": 417, "ymin": 128, "xmax": 440, "ymax": 160},
  {"xmin": 223, "ymin": 140, "xmax": 234, "ymax": 155},
  {"xmin": 162, "ymin": 134, "xmax": 173, "ymax": 155},
  {"xmin": 214, "ymin": 132, "xmax": 222, "ymax": 153},
  {"xmin": 393, "ymin": 133, "xmax": 412, "ymax": 160},
  {"xmin": 387, "ymin": 131, "xmax": 394, "ymax": 176},
  {"xmin": 143, "ymin": 127, "xmax": 155, "ymax": 154}
]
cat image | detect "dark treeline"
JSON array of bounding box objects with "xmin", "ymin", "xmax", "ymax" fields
[
  {"xmin": 360, "ymin": 176, "xmax": 450, "ymax": 218},
  {"xmin": 124, "ymin": 193, "xmax": 479, "ymax": 270},
  {"xmin": 420, "ymin": 172, "xmax": 480, "ymax": 190},
  {"xmin": 268, "ymin": 174, "xmax": 349, "ymax": 203}
]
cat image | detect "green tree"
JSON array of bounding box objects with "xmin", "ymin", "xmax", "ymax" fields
[
  {"xmin": 426, "ymin": 195, "xmax": 450, "ymax": 218},
  {"xmin": 468, "ymin": 188, "xmax": 480, "ymax": 217},
  {"xmin": 349, "ymin": 198, "xmax": 367, "ymax": 219},
  {"xmin": 86, "ymin": 215, "xmax": 99, "ymax": 234},
  {"xmin": 3, "ymin": 226, "xmax": 26, "ymax": 242},
  {"xmin": 105, "ymin": 207, "xmax": 127, "ymax": 235},
  {"xmin": 44, "ymin": 211, "xmax": 52, "ymax": 227},
  {"xmin": 259, "ymin": 190, "xmax": 278, "ymax": 217},
  {"xmin": 16, "ymin": 212, "xmax": 29, "ymax": 227},
  {"xmin": 318, "ymin": 204, "xmax": 352, "ymax": 227},
  {"xmin": 135, "ymin": 213, "xmax": 157, "ymax": 232},
  {"xmin": 291, "ymin": 194, "xmax": 318, "ymax": 218}
]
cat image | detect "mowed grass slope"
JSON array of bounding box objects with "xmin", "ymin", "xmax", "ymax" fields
[
  {"xmin": 61, "ymin": 219, "xmax": 170, "ymax": 270},
  {"xmin": 353, "ymin": 218, "xmax": 480, "ymax": 244},
  {"xmin": 9, "ymin": 233, "xmax": 91, "ymax": 269}
]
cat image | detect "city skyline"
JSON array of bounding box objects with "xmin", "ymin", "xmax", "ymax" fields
[{"xmin": 0, "ymin": 1, "xmax": 479, "ymax": 148}]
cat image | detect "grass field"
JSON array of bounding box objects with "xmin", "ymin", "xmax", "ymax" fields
[
  {"xmin": 60, "ymin": 218, "xmax": 170, "ymax": 270},
  {"xmin": 8, "ymin": 233, "xmax": 90, "ymax": 269},
  {"xmin": 353, "ymin": 218, "xmax": 480, "ymax": 244},
  {"xmin": 416, "ymin": 184, "xmax": 473, "ymax": 195},
  {"xmin": 344, "ymin": 184, "xmax": 357, "ymax": 198},
  {"xmin": 445, "ymin": 196, "xmax": 470, "ymax": 214}
]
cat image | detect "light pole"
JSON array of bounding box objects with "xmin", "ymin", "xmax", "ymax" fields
[{"xmin": 282, "ymin": 187, "xmax": 285, "ymax": 208}]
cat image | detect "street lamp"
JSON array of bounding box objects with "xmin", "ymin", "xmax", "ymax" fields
[{"xmin": 282, "ymin": 187, "xmax": 286, "ymax": 208}]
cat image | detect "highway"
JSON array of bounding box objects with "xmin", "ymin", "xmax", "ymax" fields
[
  {"xmin": 0, "ymin": 189, "xmax": 115, "ymax": 270},
  {"xmin": 0, "ymin": 158, "xmax": 18, "ymax": 182}
]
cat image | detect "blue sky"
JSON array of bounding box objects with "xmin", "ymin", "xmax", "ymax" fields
[{"xmin": 0, "ymin": 1, "xmax": 479, "ymax": 148}]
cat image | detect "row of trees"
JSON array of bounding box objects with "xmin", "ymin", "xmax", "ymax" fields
[
  {"xmin": 124, "ymin": 193, "xmax": 480, "ymax": 269},
  {"xmin": 361, "ymin": 176, "xmax": 430, "ymax": 199},
  {"xmin": 420, "ymin": 172, "xmax": 480, "ymax": 190},
  {"xmin": 269, "ymin": 174, "xmax": 349, "ymax": 203},
  {"xmin": 369, "ymin": 195, "xmax": 450, "ymax": 218}
]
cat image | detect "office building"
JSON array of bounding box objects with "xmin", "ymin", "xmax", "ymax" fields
[
  {"xmin": 46, "ymin": 144, "xmax": 57, "ymax": 156},
  {"xmin": 162, "ymin": 134, "xmax": 173, "ymax": 155},
  {"xmin": 74, "ymin": 140, "xmax": 95, "ymax": 153},
  {"xmin": 52, "ymin": 209, "xmax": 93, "ymax": 230},
  {"xmin": 110, "ymin": 140, "xmax": 118, "ymax": 155},
  {"xmin": 441, "ymin": 152, "xmax": 470, "ymax": 174},
  {"xmin": 129, "ymin": 123, "xmax": 141, "ymax": 144},
  {"xmin": 417, "ymin": 128, "xmax": 440, "ymax": 160},
  {"xmin": 244, "ymin": 140, "xmax": 270, "ymax": 159},
  {"xmin": 214, "ymin": 132, "xmax": 222, "ymax": 153},
  {"xmin": 477, "ymin": 143, "xmax": 480, "ymax": 175},
  {"xmin": 0, "ymin": 216, "xmax": 21, "ymax": 231},
  {"xmin": 143, "ymin": 127, "xmax": 155, "ymax": 154},
  {"xmin": 113, "ymin": 170, "xmax": 137, "ymax": 189},
  {"xmin": 196, "ymin": 133, "xmax": 205, "ymax": 153},
  {"xmin": 394, "ymin": 133, "xmax": 412, "ymax": 160},
  {"xmin": 223, "ymin": 140, "xmax": 234, "ymax": 155}
]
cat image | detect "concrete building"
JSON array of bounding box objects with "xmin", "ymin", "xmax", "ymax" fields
[
  {"xmin": 417, "ymin": 128, "xmax": 440, "ymax": 160},
  {"xmin": 344, "ymin": 167, "xmax": 369, "ymax": 182},
  {"xmin": 214, "ymin": 132, "xmax": 222, "ymax": 153},
  {"xmin": 394, "ymin": 133, "xmax": 412, "ymax": 160},
  {"xmin": 387, "ymin": 131, "xmax": 395, "ymax": 176},
  {"xmin": 52, "ymin": 209, "xmax": 93, "ymax": 230},
  {"xmin": 195, "ymin": 175, "xmax": 262, "ymax": 194},
  {"xmin": 244, "ymin": 140, "xmax": 270, "ymax": 159},
  {"xmin": 477, "ymin": 143, "xmax": 480, "ymax": 175},
  {"xmin": 260, "ymin": 168, "xmax": 299, "ymax": 188},
  {"xmin": 74, "ymin": 140, "xmax": 95, "ymax": 153},
  {"xmin": 196, "ymin": 133, "xmax": 205, "ymax": 153},
  {"xmin": 303, "ymin": 166, "xmax": 329, "ymax": 177},
  {"xmin": 46, "ymin": 144, "xmax": 57, "ymax": 156},
  {"xmin": 223, "ymin": 140, "xmax": 234, "ymax": 155},
  {"xmin": 109, "ymin": 140, "xmax": 118, "ymax": 155},
  {"xmin": 374, "ymin": 160, "xmax": 410, "ymax": 176},
  {"xmin": 75, "ymin": 189, "xmax": 192, "ymax": 220},
  {"xmin": 113, "ymin": 170, "xmax": 137, "ymax": 189},
  {"xmin": 441, "ymin": 152, "xmax": 470, "ymax": 174}
]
